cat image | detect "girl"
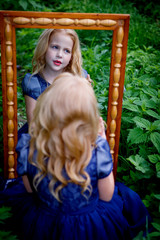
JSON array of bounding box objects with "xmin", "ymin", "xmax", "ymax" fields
[
  {"xmin": 19, "ymin": 29, "xmax": 89, "ymax": 137},
  {"xmin": 1, "ymin": 73, "xmax": 151, "ymax": 240}
]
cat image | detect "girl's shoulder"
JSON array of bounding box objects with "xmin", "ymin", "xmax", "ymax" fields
[
  {"xmin": 22, "ymin": 73, "xmax": 41, "ymax": 89},
  {"xmin": 95, "ymin": 136, "xmax": 113, "ymax": 179},
  {"xmin": 22, "ymin": 73, "xmax": 44, "ymax": 100},
  {"xmin": 96, "ymin": 136, "xmax": 111, "ymax": 153}
]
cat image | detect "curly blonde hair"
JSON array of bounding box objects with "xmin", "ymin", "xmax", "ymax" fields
[
  {"xmin": 29, "ymin": 73, "xmax": 99, "ymax": 201},
  {"xmin": 32, "ymin": 29, "xmax": 83, "ymax": 76}
]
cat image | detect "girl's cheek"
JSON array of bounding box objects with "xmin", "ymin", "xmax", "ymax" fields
[
  {"xmin": 68, "ymin": 55, "xmax": 72, "ymax": 62},
  {"xmin": 47, "ymin": 53, "xmax": 53, "ymax": 60}
]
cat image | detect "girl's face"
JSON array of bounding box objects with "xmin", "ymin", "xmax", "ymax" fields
[{"xmin": 45, "ymin": 32, "xmax": 73, "ymax": 74}]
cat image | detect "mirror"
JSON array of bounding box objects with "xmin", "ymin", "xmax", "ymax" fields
[
  {"xmin": 16, "ymin": 29, "xmax": 112, "ymax": 131},
  {"xmin": 0, "ymin": 11, "xmax": 130, "ymax": 178}
]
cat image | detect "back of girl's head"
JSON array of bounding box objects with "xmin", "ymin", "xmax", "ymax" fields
[
  {"xmin": 29, "ymin": 73, "xmax": 99, "ymax": 201},
  {"xmin": 32, "ymin": 29, "xmax": 82, "ymax": 76},
  {"xmin": 31, "ymin": 72, "xmax": 99, "ymax": 140}
]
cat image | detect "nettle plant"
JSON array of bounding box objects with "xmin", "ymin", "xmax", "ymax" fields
[
  {"xmin": 116, "ymin": 47, "xmax": 160, "ymax": 238},
  {"xmin": 81, "ymin": 31, "xmax": 112, "ymax": 119},
  {"xmin": 122, "ymin": 77, "xmax": 160, "ymax": 179},
  {"xmin": 122, "ymin": 48, "xmax": 160, "ymax": 177},
  {"xmin": 118, "ymin": 47, "xmax": 160, "ymax": 233}
]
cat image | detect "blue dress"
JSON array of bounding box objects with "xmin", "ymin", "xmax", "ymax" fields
[
  {"xmin": 0, "ymin": 134, "xmax": 152, "ymax": 240},
  {"xmin": 18, "ymin": 70, "xmax": 88, "ymax": 138},
  {"xmin": 18, "ymin": 73, "xmax": 51, "ymax": 138}
]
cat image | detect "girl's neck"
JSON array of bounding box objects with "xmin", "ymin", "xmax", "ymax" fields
[{"xmin": 41, "ymin": 68, "xmax": 63, "ymax": 84}]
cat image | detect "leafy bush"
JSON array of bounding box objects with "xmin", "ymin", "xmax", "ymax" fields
[
  {"xmin": 0, "ymin": 0, "xmax": 160, "ymax": 238},
  {"xmin": 0, "ymin": 206, "xmax": 18, "ymax": 240}
]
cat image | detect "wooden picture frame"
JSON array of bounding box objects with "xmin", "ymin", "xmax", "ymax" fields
[{"xmin": 0, "ymin": 11, "xmax": 130, "ymax": 179}]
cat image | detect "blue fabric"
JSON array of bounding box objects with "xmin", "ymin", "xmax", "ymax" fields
[
  {"xmin": 22, "ymin": 70, "xmax": 88, "ymax": 100},
  {"xmin": 0, "ymin": 134, "xmax": 152, "ymax": 240},
  {"xmin": 22, "ymin": 73, "xmax": 50, "ymax": 100},
  {"xmin": 82, "ymin": 69, "xmax": 88, "ymax": 78},
  {"xmin": 18, "ymin": 73, "xmax": 50, "ymax": 139},
  {"xmin": 96, "ymin": 136, "xmax": 113, "ymax": 178}
]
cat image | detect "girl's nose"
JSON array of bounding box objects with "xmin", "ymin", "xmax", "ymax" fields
[{"xmin": 57, "ymin": 49, "xmax": 62, "ymax": 57}]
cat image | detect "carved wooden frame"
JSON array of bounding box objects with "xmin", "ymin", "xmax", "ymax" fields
[{"xmin": 0, "ymin": 11, "xmax": 130, "ymax": 179}]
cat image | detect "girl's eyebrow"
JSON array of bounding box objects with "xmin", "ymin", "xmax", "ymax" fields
[
  {"xmin": 50, "ymin": 42, "xmax": 59, "ymax": 45},
  {"xmin": 65, "ymin": 47, "xmax": 72, "ymax": 50},
  {"xmin": 51, "ymin": 43, "xmax": 72, "ymax": 51},
  {"xmin": 50, "ymin": 42, "xmax": 71, "ymax": 48}
]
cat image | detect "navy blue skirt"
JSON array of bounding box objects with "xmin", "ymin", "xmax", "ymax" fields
[{"xmin": 0, "ymin": 178, "xmax": 152, "ymax": 240}]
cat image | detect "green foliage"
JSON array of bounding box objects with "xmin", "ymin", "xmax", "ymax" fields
[
  {"xmin": 131, "ymin": 0, "xmax": 160, "ymax": 20},
  {"xmin": 133, "ymin": 216, "xmax": 151, "ymax": 240},
  {"xmin": 0, "ymin": 231, "xmax": 18, "ymax": 240},
  {"xmin": 0, "ymin": 0, "xmax": 160, "ymax": 238},
  {"xmin": 0, "ymin": 0, "xmax": 49, "ymax": 11},
  {"xmin": 16, "ymin": 28, "xmax": 44, "ymax": 128},
  {"xmin": 0, "ymin": 206, "xmax": 18, "ymax": 239},
  {"xmin": 80, "ymin": 30, "xmax": 112, "ymax": 118},
  {"xmin": 0, "ymin": 206, "xmax": 12, "ymax": 223},
  {"xmin": 118, "ymin": 19, "xmax": 160, "ymax": 237}
]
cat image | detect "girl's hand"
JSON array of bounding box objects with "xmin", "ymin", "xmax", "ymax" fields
[
  {"xmin": 98, "ymin": 117, "xmax": 106, "ymax": 139},
  {"xmin": 86, "ymin": 74, "xmax": 93, "ymax": 85}
]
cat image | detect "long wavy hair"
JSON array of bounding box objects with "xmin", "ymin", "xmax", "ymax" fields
[
  {"xmin": 29, "ymin": 73, "xmax": 99, "ymax": 201},
  {"xmin": 32, "ymin": 29, "xmax": 83, "ymax": 76}
]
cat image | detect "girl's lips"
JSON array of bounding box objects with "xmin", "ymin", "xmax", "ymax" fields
[{"xmin": 53, "ymin": 60, "xmax": 62, "ymax": 66}]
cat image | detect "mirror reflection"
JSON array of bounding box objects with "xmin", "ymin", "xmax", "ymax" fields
[{"xmin": 16, "ymin": 28, "xmax": 112, "ymax": 134}]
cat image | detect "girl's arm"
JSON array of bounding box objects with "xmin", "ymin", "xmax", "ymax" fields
[
  {"xmin": 98, "ymin": 117, "xmax": 106, "ymax": 138},
  {"xmin": 25, "ymin": 95, "xmax": 37, "ymax": 124},
  {"xmin": 98, "ymin": 171, "xmax": 115, "ymax": 201},
  {"xmin": 22, "ymin": 175, "xmax": 33, "ymax": 193}
]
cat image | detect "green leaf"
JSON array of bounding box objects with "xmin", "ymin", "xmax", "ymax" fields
[
  {"xmin": 150, "ymin": 132, "xmax": 160, "ymax": 153},
  {"xmin": 157, "ymin": 171, "xmax": 160, "ymax": 178},
  {"xmin": 28, "ymin": 0, "xmax": 44, "ymax": 9},
  {"xmin": 121, "ymin": 116, "xmax": 133, "ymax": 124},
  {"xmin": 149, "ymin": 232, "xmax": 160, "ymax": 237},
  {"xmin": 133, "ymin": 231, "xmax": 144, "ymax": 239},
  {"xmin": 151, "ymin": 222, "xmax": 160, "ymax": 231},
  {"xmin": 148, "ymin": 154, "xmax": 160, "ymax": 164},
  {"xmin": 139, "ymin": 145, "xmax": 149, "ymax": 159},
  {"xmin": 142, "ymin": 87, "xmax": 158, "ymax": 97},
  {"xmin": 127, "ymin": 155, "xmax": 151, "ymax": 174},
  {"xmin": 133, "ymin": 99, "xmax": 143, "ymax": 107},
  {"xmin": 153, "ymin": 120, "xmax": 160, "ymax": 131},
  {"xmin": 0, "ymin": 206, "xmax": 12, "ymax": 222},
  {"xmin": 130, "ymin": 170, "xmax": 145, "ymax": 181},
  {"xmin": 133, "ymin": 116, "xmax": 151, "ymax": 130},
  {"xmin": 145, "ymin": 109, "xmax": 160, "ymax": 120},
  {"xmin": 0, "ymin": 231, "xmax": 18, "ymax": 240},
  {"xmin": 153, "ymin": 194, "xmax": 160, "ymax": 200},
  {"xmin": 156, "ymin": 162, "xmax": 160, "ymax": 171},
  {"xmin": 122, "ymin": 103, "xmax": 140, "ymax": 113},
  {"xmin": 127, "ymin": 128, "xmax": 148, "ymax": 144},
  {"xmin": 145, "ymin": 99, "xmax": 157, "ymax": 109},
  {"xmin": 19, "ymin": 0, "xmax": 28, "ymax": 10}
]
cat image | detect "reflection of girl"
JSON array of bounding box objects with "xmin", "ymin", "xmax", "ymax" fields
[
  {"xmin": 18, "ymin": 29, "xmax": 89, "ymax": 138},
  {"xmin": 1, "ymin": 73, "xmax": 151, "ymax": 240}
]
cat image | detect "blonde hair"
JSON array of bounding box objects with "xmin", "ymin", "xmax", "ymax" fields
[
  {"xmin": 29, "ymin": 73, "xmax": 99, "ymax": 201},
  {"xmin": 32, "ymin": 29, "xmax": 83, "ymax": 76}
]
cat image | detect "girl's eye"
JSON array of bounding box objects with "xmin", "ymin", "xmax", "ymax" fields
[
  {"xmin": 64, "ymin": 49, "xmax": 71, "ymax": 54},
  {"xmin": 51, "ymin": 45, "xmax": 58, "ymax": 49}
]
